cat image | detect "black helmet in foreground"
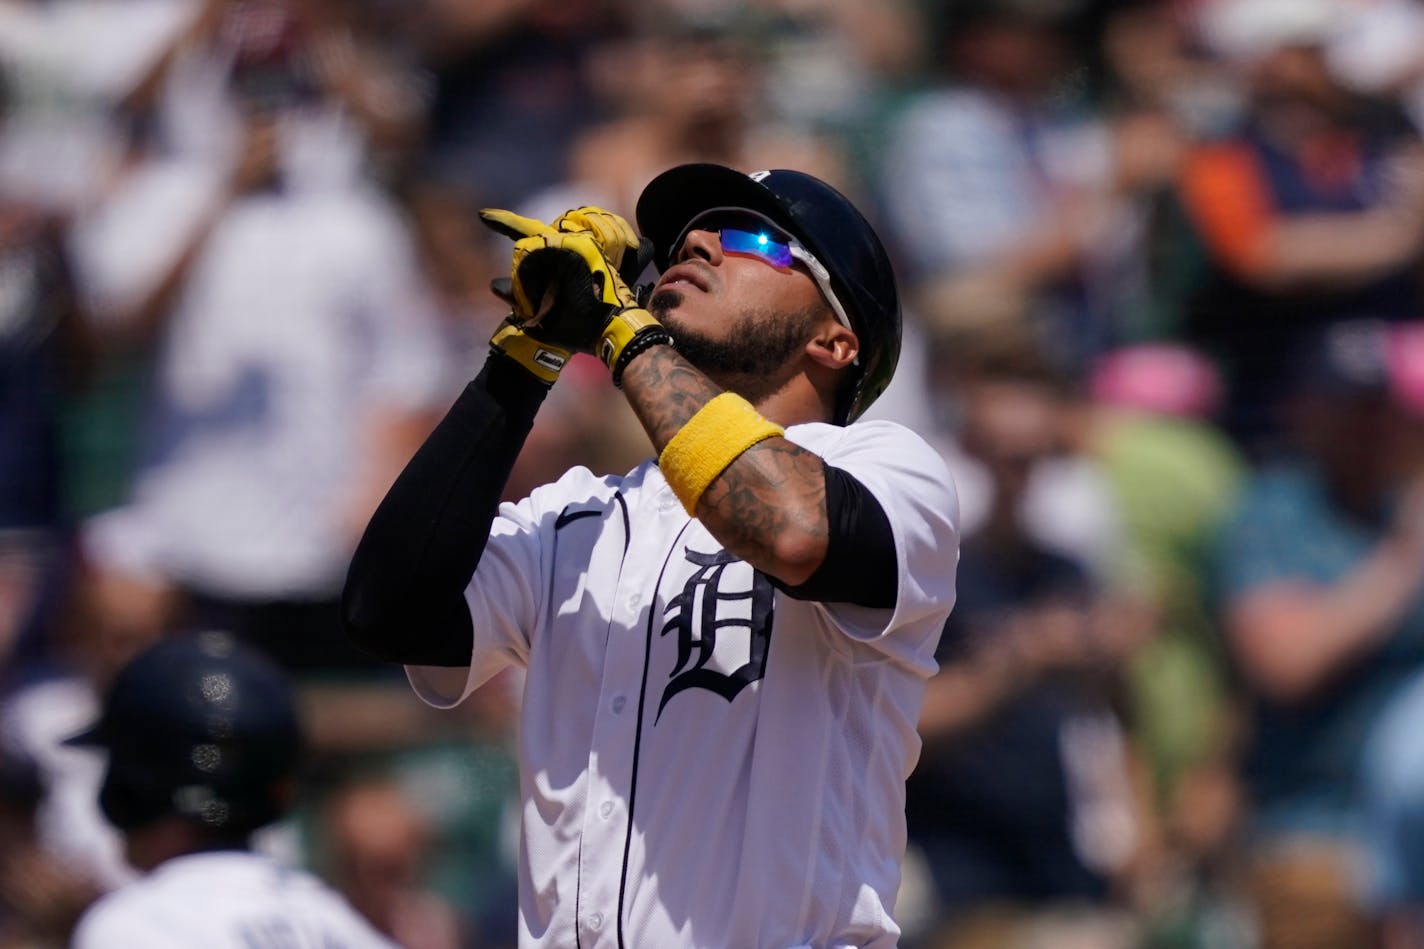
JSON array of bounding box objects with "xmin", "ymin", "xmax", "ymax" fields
[
  {"xmin": 636, "ymin": 164, "xmax": 902, "ymax": 424},
  {"xmin": 66, "ymin": 632, "xmax": 303, "ymax": 835}
]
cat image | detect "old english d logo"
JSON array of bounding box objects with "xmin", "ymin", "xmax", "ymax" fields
[{"xmin": 656, "ymin": 548, "xmax": 774, "ymax": 722}]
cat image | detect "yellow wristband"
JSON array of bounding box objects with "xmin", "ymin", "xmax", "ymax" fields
[
  {"xmin": 658, "ymin": 393, "xmax": 785, "ymax": 514},
  {"xmin": 598, "ymin": 307, "xmax": 663, "ymax": 372}
]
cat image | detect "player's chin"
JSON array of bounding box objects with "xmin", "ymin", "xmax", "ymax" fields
[{"xmin": 648, "ymin": 286, "xmax": 684, "ymax": 320}]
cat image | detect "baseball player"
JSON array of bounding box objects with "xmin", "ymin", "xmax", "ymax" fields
[
  {"xmin": 65, "ymin": 632, "xmax": 398, "ymax": 949},
  {"xmin": 342, "ymin": 163, "xmax": 960, "ymax": 947}
]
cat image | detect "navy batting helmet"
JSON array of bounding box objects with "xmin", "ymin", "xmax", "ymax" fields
[
  {"xmin": 636, "ymin": 164, "xmax": 902, "ymax": 424},
  {"xmin": 65, "ymin": 632, "xmax": 303, "ymax": 835}
]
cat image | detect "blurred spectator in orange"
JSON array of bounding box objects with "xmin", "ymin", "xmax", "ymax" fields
[
  {"xmin": 318, "ymin": 775, "xmax": 465, "ymax": 949},
  {"xmin": 906, "ymin": 338, "xmax": 1149, "ymax": 949},
  {"xmin": 1179, "ymin": 0, "xmax": 1424, "ymax": 457},
  {"xmin": 1213, "ymin": 319, "xmax": 1424, "ymax": 949},
  {"xmin": 65, "ymin": 0, "xmax": 453, "ymax": 675}
]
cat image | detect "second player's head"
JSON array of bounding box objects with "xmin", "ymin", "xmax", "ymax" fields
[
  {"xmin": 636, "ymin": 165, "xmax": 901, "ymax": 425},
  {"xmin": 66, "ymin": 631, "xmax": 303, "ymax": 870}
]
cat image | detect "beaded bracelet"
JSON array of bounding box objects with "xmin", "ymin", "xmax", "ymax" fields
[{"xmin": 611, "ymin": 328, "xmax": 675, "ymax": 387}]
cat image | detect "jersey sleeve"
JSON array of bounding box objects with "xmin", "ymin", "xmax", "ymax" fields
[
  {"xmin": 406, "ymin": 466, "xmax": 613, "ymax": 707},
  {"xmin": 792, "ymin": 420, "xmax": 960, "ymax": 658}
]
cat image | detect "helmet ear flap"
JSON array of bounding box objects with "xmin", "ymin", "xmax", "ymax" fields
[{"xmin": 98, "ymin": 757, "xmax": 170, "ymax": 832}]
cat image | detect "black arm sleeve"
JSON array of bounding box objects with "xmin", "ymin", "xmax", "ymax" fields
[
  {"xmin": 340, "ymin": 354, "xmax": 548, "ymax": 666},
  {"xmin": 769, "ymin": 462, "xmax": 897, "ymax": 609}
]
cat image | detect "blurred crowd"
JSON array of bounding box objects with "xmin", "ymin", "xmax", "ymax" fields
[{"xmin": 4, "ymin": 0, "xmax": 1424, "ymax": 946}]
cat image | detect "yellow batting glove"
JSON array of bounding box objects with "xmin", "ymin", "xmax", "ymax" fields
[
  {"xmin": 554, "ymin": 206, "xmax": 640, "ymax": 272},
  {"xmin": 479, "ymin": 208, "xmax": 558, "ymax": 243},
  {"xmin": 489, "ymin": 316, "xmax": 570, "ymax": 386},
  {"xmin": 510, "ymin": 230, "xmax": 639, "ymax": 315}
]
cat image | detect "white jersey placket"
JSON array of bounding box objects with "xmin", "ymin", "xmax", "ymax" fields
[{"xmin": 574, "ymin": 486, "xmax": 692, "ymax": 947}]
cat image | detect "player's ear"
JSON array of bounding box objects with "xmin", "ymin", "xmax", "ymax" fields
[{"xmin": 805, "ymin": 323, "xmax": 858, "ymax": 372}]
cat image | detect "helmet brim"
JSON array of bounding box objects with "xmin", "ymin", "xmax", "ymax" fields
[
  {"xmin": 637, "ymin": 164, "xmax": 817, "ymax": 273},
  {"xmin": 62, "ymin": 721, "xmax": 108, "ymax": 748}
]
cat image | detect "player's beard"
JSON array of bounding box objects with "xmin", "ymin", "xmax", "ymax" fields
[{"xmin": 650, "ymin": 287, "xmax": 822, "ymax": 400}]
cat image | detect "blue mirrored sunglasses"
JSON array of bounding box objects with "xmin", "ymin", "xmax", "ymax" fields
[
  {"xmin": 671, "ymin": 208, "xmax": 856, "ymax": 348},
  {"xmin": 718, "ymin": 227, "xmax": 796, "ymax": 269}
]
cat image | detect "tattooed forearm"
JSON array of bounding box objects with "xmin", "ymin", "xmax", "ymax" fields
[
  {"xmin": 620, "ymin": 344, "xmax": 829, "ymax": 579},
  {"xmin": 619, "ymin": 344, "xmax": 722, "ymax": 448},
  {"xmin": 697, "ymin": 439, "xmax": 828, "ymax": 576}
]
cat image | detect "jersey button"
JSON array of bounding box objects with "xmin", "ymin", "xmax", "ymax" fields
[
  {"xmin": 624, "ymin": 593, "xmax": 639, "ymax": 611},
  {"xmin": 600, "ymin": 800, "xmax": 614, "ymax": 818},
  {"xmin": 611, "ymin": 695, "xmax": 626, "ymax": 714},
  {"xmin": 589, "ymin": 912, "xmax": 604, "ymax": 931}
]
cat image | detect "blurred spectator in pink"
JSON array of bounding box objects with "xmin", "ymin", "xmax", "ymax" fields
[
  {"xmin": 64, "ymin": 0, "xmax": 453, "ymax": 674},
  {"xmin": 1212, "ymin": 319, "xmax": 1424, "ymax": 948},
  {"xmin": 1178, "ymin": 0, "xmax": 1424, "ymax": 458},
  {"xmin": 1084, "ymin": 342, "xmax": 1251, "ymax": 943}
]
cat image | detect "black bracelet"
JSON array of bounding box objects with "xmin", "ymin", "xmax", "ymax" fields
[{"xmin": 611, "ymin": 329, "xmax": 675, "ymax": 388}]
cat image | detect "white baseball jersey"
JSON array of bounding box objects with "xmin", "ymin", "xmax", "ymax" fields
[
  {"xmin": 71, "ymin": 851, "xmax": 399, "ymax": 949},
  {"xmin": 409, "ymin": 418, "xmax": 959, "ymax": 948}
]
